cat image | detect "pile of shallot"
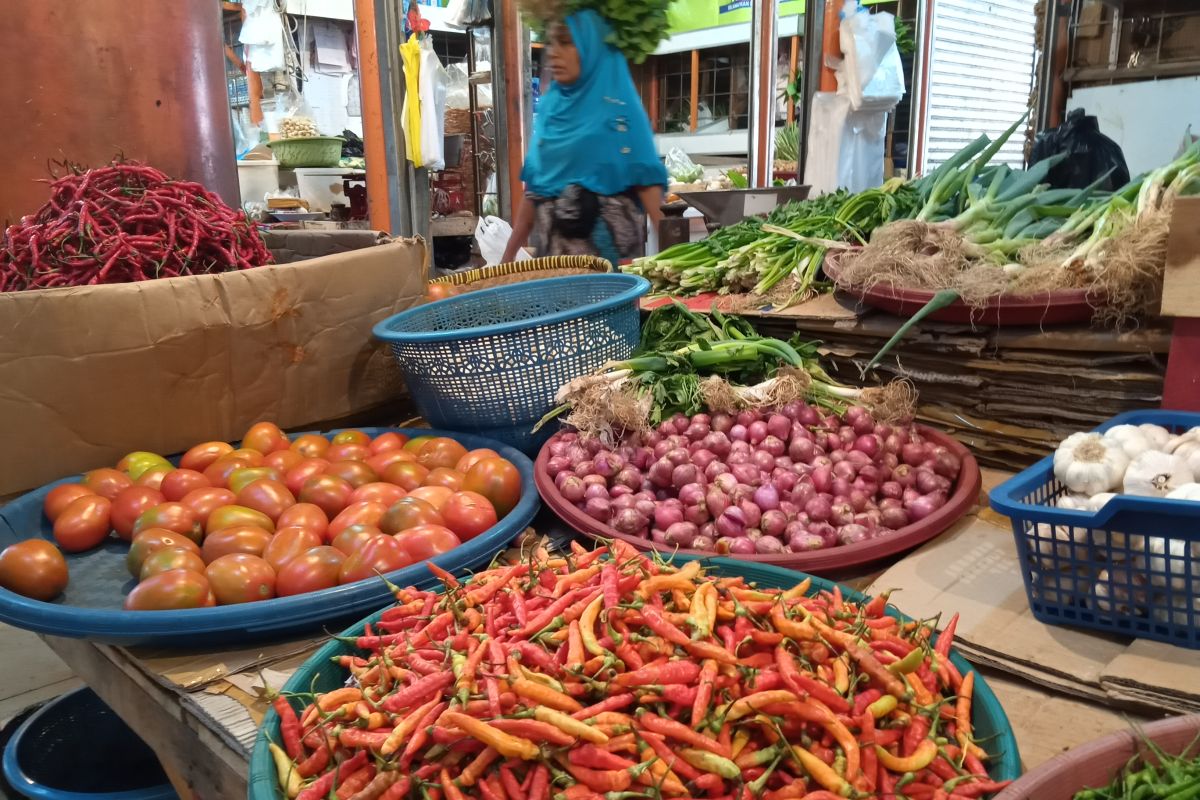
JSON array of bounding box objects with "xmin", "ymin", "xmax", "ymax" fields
[{"xmin": 543, "ymin": 403, "xmax": 961, "ymax": 555}]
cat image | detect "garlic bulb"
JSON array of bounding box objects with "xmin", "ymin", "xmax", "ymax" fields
[
  {"xmin": 1152, "ymin": 597, "xmax": 1200, "ymax": 627},
  {"xmin": 1089, "ymin": 492, "xmax": 1117, "ymax": 511},
  {"xmin": 1138, "ymin": 424, "xmax": 1172, "ymax": 451},
  {"xmin": 1031, "ymin": 522, "xmax": 1088, "ymax": 568},
  {"xmin": 1103, "ymin": 424, "xmax": 1153, "ymax": 459},
  {"xmin": 1122, "ymin": 451, "xmax": 1194, "ymax": 497},
  {"xmin": 1139, "ymin": 536, "xmax": 1200, "ymax": 589},
  {"xmin": 1169, "ymin": 438, "xmax": 1200, "ymax": 479},
  {"xmin": 1166, "ymin": 482, "xmax": 1200, "ymax": 502},
  {"xmin": 1053, "ymin": 432, "xmax": 1129, "ymax": 495},
  {"xmin": 1055, "ymin": 493, "xmax": 1095, "ymax": 511},
  {"xmin": 1092, "ymin": 567, "xmax": 1149, "ymax": 615}
]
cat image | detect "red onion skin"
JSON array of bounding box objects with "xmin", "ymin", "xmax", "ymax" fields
[
  {"xmin": 833, "ymin": 460, "xmax": 857, "ymax": 481},
  {"xmin": 773, "ymin": 470, "xmax": 798, "ymax": 493},
  {"xmin": 739, "ymin": 500, "xmax": 762, "ymax": 529},
  {"xmin": 761, "ymin": 509, "xmax": 787, "ymax": 537},
  {"xmin": 704, "ymin": 461, "xmax": 730, "ymax": 481},
  {"xmin": 830, "ymin": 502, "xmax": 856, "ymax": 527},
  {"xmin": 548, "ymin": 439, "xmax": 568, "ymax": 458},
  {"xmin": 651, "ymin": 528, "xmax": 669, "ymax": 545},
  {"xmin": 806, "ymin": 496, "xmax": 832, "ymax": 522},
  {"xmin": 635, "ymin": 499, "xmax": 657, "ymax": 518},
  {"xmin": 789, "ymin": 530, "xmax": 827, "ymax": 551},
  {"xmin": 670, "ymin": 413, "xmax": 690, "ymax": 432},
  {"xmin": 648, "ymin": 460, "xmax": 674, "ymax": 488},
  {"xmin": 931, "ymin": 447, "xmax": 962, "ymax": 479},
  {"xmin": 847, "ymin": 489, "xmax": 870, "ymax": 513},
  {"xmin": 703, "ymin": 432, "xmax": 732, "ymax": 457},
  {"xmin": 837, "ymin": 524, "xmax": 870, "ymax": 545},
  {"xmin": 559, "ymin": 476, "xmax": 585, "ymax": 503},
  {"xmin": 664, "ymin": 448, "xmax": 688, "ymax": 467},
  {"xmin": 753, "ymin": 484, "xmax": 780, "ymax": 511},
  {"xmin": 584, "ymin": 438, "xmax": 604, "ymax": 457},
  {"xmin": 811, "ymin": 455, "xmax": 832, "ymax": 470},
  {"xmin": 736, "ymin": 409, "xmax": 760, "ymax": 427},
  {"xmin": 855, "ymin": 510, "xmax": 882, "ymax": 530},
  {"xmin": 713, "ymin": 473, "xmax": 738, "ymax": 494},
  {"xmin": 653, "ymin": 441, "xmax": 672, "ymax": 460},
  {"xmin": 790, "ymin": 481, "xmax": 816, "ymax": 507},
  {"xmin": 881, "ymin": 453, "xmax": 899, "ymax": 471},
  {"xmin": 613, "ymin": 467, "xmax": 643, "ymax": 490},
  {"xmin": 893, "ymin": 464, "xmax": 916, "ymax": 488},
  {"xmin": 767, "ymin": 414, "xmax": 791, "ymax": 441},
  {"xmin": 612, "ymin": 508, "xmax": 645, "ymax": 534},
  {"xmin": 731, "ymin": 484, "xmax": 757, "ymax": 506},
  {"xmin": 747, "ymin": 421, "xmax": 769, "ymax": 445},
  {"xmin": 665, "ymin": 521, "xmax": 699, "ymax": 547},
  {"xmin": 880, "ymin": 481, "xmax": 903, "ymax": 500},
  {"xmin": 852, "ymin": 479, "xmax": 878, "ymax": 498},
  {"xmin": 773, "ymin": 456, "xmax": 794, "ymax": 471},
  {"xmin": 584, "ymin": 483, "xmax": 609, "ymax": 502},
  {"xmin": 610, "ymin": 485, "xmax": 633, "ymax": 499},
  {"xmin": 671, "ymin": 463, "xmax": 699, "ymax": 489},
  {"xmin": 829, "ymin": 450, "xmax": 846, "ymax": 464},
  {"xmin": 714, "ymin": 536, "xmax": 735, "ymax": 554},
  {"xmin": 584, "ymin": 497, "xmax": 612, "ymax": 522},
  {"xmin": 880, "ymin": 506, "xmax": 910, "ymax": 529},
  {"xmin": 850, "ymin": 412, "xmax": 875, "ymax": 436},
  {"xmin": 582, "ymin": 474, "xmax": 608, "ymax": 488},
  {"xmin": 692, "ymin": 535, "xmax": 715, "ymax": 550},
  {"xmin": 755, "ymin": 535, "xmax": 785, "ymax": 555},
  {"xmin": 902, "ymin": 442, "xmax": 927, "ymax": 467},
  {"xmin": 683, "ymin": 504, "xmax": 710, "ymax": 526},
  {"xmin": 731, "ymin": 463, "xmax": 762, "ymax": 487},
  {"xmin": 657, "ymin": 420, "xmax": 678, "ymax": 437},
  {"xmin": 546, "ymin": 456, "xmax": 572, "ymax": 477},
  {"xmin": 751, "ymin": 450, "xmax": 776, "ymax": 472},
  {"xmin": 678, "ymin": 483, "xmax": 705, "ymax": 507},
  {"xmin": 716, "ymin": 506, "xmax": 746, "ymax": 538},
  {"xmin": 915, "ymin": 469, "xmax": 951, "ymax": 495},
  {"xmin": 905, "ymin": 492, "xmax": 944, "ymax": 522},
  {"xmin": 706, "ymin": 488, "xmax": 730, "ymax": 517},
  {"xmin": 788, "ymin": 438, "xmax": 817, "ymax": 464},
  {"xmin": 574, "ymin": 460, "xmax": 596, "ymax": 477},
  {"xmin": 711, "ymin": 413, "xmax": 733, "ymax": 434},
  {"xmin": 653, "ymin": 503, "xmax": 684, "ymax": 530},
  {"xmin": 643, "ymin": 432, "xmax": 662, "ymax": 449},
  {"xmin": 812, "ymin": 466, "xmax": 833, "ymax": 494},
  {"xmin": 686, "ymin": 422, "xmax": 711, "ymax": 442},
  {"xmin": 796, "ymin": 405, "xmax": 822, "ymax": 427},
  {"xmin": 593, "ymin": 452, "xmax": 624, "ymax": 478},
  {"xmin": 857, "ymin": 464, "xmax": 881, "ymax": 485},
  {"xmin": 831, "ymin": 477, "xmax": 853, "ymax": 498},
  {"xmin": 810, "ymin": 522, "xmax": 838, "ymax": 548},
  {"xmin": 728, "ymin": 536, "xmax": 757, "ymax": 555},
  {"xmin": 779, "ymin": 500, "xmax": 800, "ymax": 517},
  {"xmin": 729, "ymin": 424, "xmax": 748, "ymax": 442},
  {"xmin": 846, "ymin": 450, "xmax": 873, "ymax": 469},
  {"xmin": 727, "ymin": 451, "xmax": 751, "ymax": 467}
]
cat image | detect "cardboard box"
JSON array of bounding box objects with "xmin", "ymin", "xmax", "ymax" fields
[{"xmin": 0, "ymin": 237, "xmax": 427, "ymax": 496}]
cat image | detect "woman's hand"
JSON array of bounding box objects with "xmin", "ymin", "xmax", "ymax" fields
[
  {"xmin": 501, "ymin": 196, "xmax": 536, "ymax": 262},
  {"xmin": 636, "ymin": 186, "xmax": 666, "ymax": 226}
]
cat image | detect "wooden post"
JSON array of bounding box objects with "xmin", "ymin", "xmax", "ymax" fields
[
  {"xmin": 749, "ymin": 0, "xmax": 778, "ymax": 187},
  {"xmin": 354, "ymin": 0, "xmax": 392, "ymax": 233},
  {"xmin": 648, "ymin": 58, "xmax": 660, "ymax": 132},
  {"xmin": 689, "ymin": 49, "xmax": 700, "ymax": 132},
  {"xmin": 499, "ymin": 0, "xmax": 526, "ymax": 220},
  {"xmin": 787, "ymin": 35, "xmax": 799, "ymax": 124},
  {"xmin": 820, "ymin": 0, "xmax": 841, "ymax": 92}
]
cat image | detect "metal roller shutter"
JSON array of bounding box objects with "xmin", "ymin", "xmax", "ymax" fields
[{"xmin": 922, "ymin": 0, "xmax": 1038, "ymax": 172}]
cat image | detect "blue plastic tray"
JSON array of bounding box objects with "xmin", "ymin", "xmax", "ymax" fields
[
  {"xmin": 248, "ymin": 555, "xmax": 1021, "ymax": 800},
  {"xmin": 990, "ymin": 409, "xmax": 1200, "ymax": 649},
  {"xmin": 0, "ymin": 427, "xmax": 539, "ymax": 647}
]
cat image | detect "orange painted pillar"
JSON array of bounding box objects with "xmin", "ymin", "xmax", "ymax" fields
[
  {"xmin": 354, "ymin": 0, "xmax": 394, "ymax": 234},
  {"xmin": 820, "ymin": 0, "xmax": 842, "ymax": 93}
]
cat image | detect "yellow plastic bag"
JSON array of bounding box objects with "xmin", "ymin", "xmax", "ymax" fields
[{"xmin": 400, "ymin": 34, "xmax": 424, "ymax": 167}]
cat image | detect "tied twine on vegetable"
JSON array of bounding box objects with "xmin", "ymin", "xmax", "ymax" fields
[{"xmin": 539, "ymin": 301, "xmax": 915, "ymax": 444}]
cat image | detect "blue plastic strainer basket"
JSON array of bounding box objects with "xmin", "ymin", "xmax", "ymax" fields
[
  {"xmin": 990, "ymin": 409, "xmax": 1200, "ymax": 649},
  {"xmin": 373, "ymin": 274, "xmax": 649, "ymax": 453}
]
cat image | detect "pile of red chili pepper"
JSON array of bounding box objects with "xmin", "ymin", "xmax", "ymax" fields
[
  {"xmin": 0, "ymin": 161, "xmax": 272, "ymax": 291},
  {"xmin": 268, "ymin": 541, "xmax": 1011, "ymax": 800}
]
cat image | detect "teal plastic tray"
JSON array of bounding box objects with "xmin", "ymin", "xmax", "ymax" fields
[{"xmin": 248, "ymin": 555, "xmax": 1021, "ymax": 800}]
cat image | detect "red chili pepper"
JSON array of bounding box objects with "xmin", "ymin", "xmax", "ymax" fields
[
  {"xmin": 613, "ymin": 660, "xmax": 700, "ymax": 688},
  {"xmin": 572, "ymin": 693, "xmax": 635, "ymax": 720},
  {"xmin": 296, "ymin": 750, "xmax": 369, "ymax": 800},
  {"xmin": 273, "ymin": 696, "xmax": 303, "ymax": 760},
  {"xmin": 379, "ymin": 672, "xmax": 454, "ymax": 713}
]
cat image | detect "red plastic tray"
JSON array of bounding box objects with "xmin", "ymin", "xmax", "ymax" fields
[
  {"xmin": 535, "ymin": 425, "xmax": 981, "ymax": 575},
  {"xmin": 824, "ymin": 251, "xmax": 1100, "ymax": 326}
]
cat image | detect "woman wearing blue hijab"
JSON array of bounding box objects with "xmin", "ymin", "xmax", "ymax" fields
[{"xmin": 500, "ymin": 10, "xmax": 668, "ymax": 265}]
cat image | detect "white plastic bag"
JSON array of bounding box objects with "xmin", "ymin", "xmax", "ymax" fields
[
  {"xmin": 837, "ymin": 3, "xmax": 905, "ymax": 112},
  {"xmin": 665, "ymin": 148, "xmax": 703, "ymax": 184},
  {"xmin": 419, "ymin": 39, "xmax": 448, "ymax": 170},
  {"xmin": 803, "ymin": 92, "xmax": 886, "ymax": 195},
  {"xmin": 475, "ymin": 216, "xmax": 532, "ymax": 265}
]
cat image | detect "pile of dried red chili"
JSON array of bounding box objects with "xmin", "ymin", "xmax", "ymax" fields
[
  {"xmin": 0, "ymin": 161, "xmax": 272, "ymax": 291},
  {"xmin": 268, "ymin": 541, "xmax": 1011, "ymax": 800}
]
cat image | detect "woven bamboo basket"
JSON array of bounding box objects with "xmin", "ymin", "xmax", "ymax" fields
[{"xmin": 430, "ymin": 255, "xmax": 612, "ymax": 292}]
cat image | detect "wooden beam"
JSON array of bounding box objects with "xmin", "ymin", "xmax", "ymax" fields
[
  {"xmin": 689, "ymin": 49, "xmax": 699, "ymax": 133},
  {"xmin": 749, "ymin": 0, "xmax": 778, "ymax": 187},
  {"xmin": 353, "ymin": 0, "xmax": 392, "ymax": 233},
  {"xmin": 499, "ymin": 0, "xmax": 526, "ymax": 221},
  {"xmin": 787, "ymin": 35, "xmax": 799, "ymax": 124}
]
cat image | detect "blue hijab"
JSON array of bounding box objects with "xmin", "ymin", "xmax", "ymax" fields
[{"xmin": 522, "ymin": 10, "xmax": 668, "ymax": 198}]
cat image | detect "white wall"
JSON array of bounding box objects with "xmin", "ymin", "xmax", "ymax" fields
[{"xmin": 1066, "ymin": 77, "xmax": 1200, "ymax": 177}]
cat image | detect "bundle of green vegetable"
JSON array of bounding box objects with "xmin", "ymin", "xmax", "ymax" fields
[
  {"xmin": 519, "ymin": 0, "xmax": 669, "ymax": 62},
  {"xmin": 1072, "ymin": 728, "xmax": 1200, "ymax": 800},
  {"xmin": 626, "ymin": 180, "xmax": 919, "ymax": 308},
  {"xmin": 538, "ymin": 301, "xmax": 913, "ymax": 441}
]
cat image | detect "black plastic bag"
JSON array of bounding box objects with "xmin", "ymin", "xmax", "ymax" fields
[
  {"xmin": 1031, "ymin": 108, "xmax": 1130, "ymax": 191},
  {"xmin": 341, "ymin": 130, "xmax": 365, "ymax": 158}
]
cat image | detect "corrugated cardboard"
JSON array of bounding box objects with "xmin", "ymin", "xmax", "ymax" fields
[
  {"xmin": 1160, "ymin": 197, "xmax": 1200, "ymax": 317},
  {"xmin": 0, "ymin": 237, "xmax": 427, "ymax": 495}
]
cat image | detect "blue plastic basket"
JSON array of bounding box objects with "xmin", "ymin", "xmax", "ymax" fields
[
  {"xmin": 0, "ymin": 427, "xmax": 539, "ymax": 647},
  {"xmin": 990, "ymin": 409, "xmax": 1200, "ymax": 649},
  {"xmin": 248, "ymin": 555, "xmax": 1020, "ymax": 800},
  {"xmin": 373, "ymin": 274, "xmax": 650, "ymax": 454},
  {"xmin": 3, "ymin": 687, "xmax": 176, "ymax": 800}
]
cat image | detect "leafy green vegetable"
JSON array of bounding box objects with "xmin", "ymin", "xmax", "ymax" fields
[{"xmin": 520, "ymin": 0, "xmax": 671, "ymax": 64}]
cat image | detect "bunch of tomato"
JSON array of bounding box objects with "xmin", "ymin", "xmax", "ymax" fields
[{"xmin": 0, "ymin": 423, "xmax": 522, "ymax": 611}]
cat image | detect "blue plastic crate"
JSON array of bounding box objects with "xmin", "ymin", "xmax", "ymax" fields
[
  {"xmin": 373, "ymin": 274, "xmax": 649, "ymax": 454},
  {"xmin": 990, "ymin": 409, "xmax": 1200, "ymax": 649}
]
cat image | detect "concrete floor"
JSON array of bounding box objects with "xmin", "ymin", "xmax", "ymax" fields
[{"xmin": 0, "ymin": 624, "xmax": 80, "ymax": 726}]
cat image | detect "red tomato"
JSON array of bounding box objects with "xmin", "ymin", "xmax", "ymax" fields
[
  {"xmin": 110, "ymin": 486, "xmax": 166, "ymax": 541},
  {"xmin": 203, "ymin": 455, "xmax": 258, "ymax": 489},
  {"xmin": 463, "ymin": 457, "xmax": 523, "ymax": 518},
  {"xmin": 349, "ymin": 482, "xmax": 407, "ymax": 507},
  {"xmin": 81, "ymin": 468, "xmax": 133, "ymax": 500},
  {"xmin": 264, "ymin": 449, "xmax": 303, "ymax": 475},
  {"xmin": 284, "ymin": 458, "xmax": 330, "ymax": 496},
  {"xmin": 180, "ymin": 488, "xmax": 237, "ymax": 527},
  {"xmin": 408, "ymin": 486, "xmax": 453, "ymax": 511},
  {"xmin": 298, "ymin": 475, "xmax": 354, "ymax": 518},
  {"xmin": 338, "ymin": 535, "xmax": 412, "ymax": 584},
  {"xmin": 325, "ymin": 443, "xmax": 370, "ymax": 463},
  {"xmin": 395, "ymin": 524, "xmax": 461, "ymax": 563},
  {"xmin": 53, "ymin": 495, "xmax": 112, "ymax": 552},
  {"xmin": 116, "ymin": 451, "xmax": 172, "ymax": 480},
  {"xmin": 456, "ymin": 448, "xmax": 501, "ymax": 475},
  {"xmin": 139, "ymin": 547, "xmax": 207, "ymax": 581},
  {"xmin": 275, "ymin": 503, "xmax": 329, "ymax": 541},
  {"xmin": 201, "ymin": 525, "xmax": 273, "ymax": 563},
  {"xmin": 417, "ymin": 438, "xmax": 469, "ymax": 470},
  {"xmin": 276, "ymin": 546, "xmax": 344, "ymax": 596},
  {"xmin": 328, "ymin": 501, "xmax": 389, "ymax": 540},
  {"xmin": 242, "ymin": 422, "xmax": 289, "ymax": 455},
  {"xmin": 179, "ymin": 441, "xmax": 234, "ymax": 473},
  {"xmin": 325, "ymin": 460, "xmax": 379, "ymax": 489},
  {"xmin": 263, "ymin": 527, "xmax": 323, "ymax": 573},
  {"xmin": 425, "ymin": 283, "xmax": 460, "ymax": 302},
  {"xmin": 290, "ymin": 434, "xmax": 331, "ymax": 460},
  {"xmin": 331, "ymin": 525, "xmax": 381, "ymax": 556},
  {"xmin": 228, "ymin": 467, "xmax": 283, "ymax": 494},
  {"xmin": 43, "ymin": 484, "xmax": 95, "ymax": 523},
  {"xmin": 206, "ymin": 553, "xmax": 276, "ymax": 604},
  {"xmin": 236, "ymin": 479, "xmax": 296, "ymax": 521},
  {"xmin": 133, "ymin": 502, "xmax": 201, "ymax": 543},
  {"xmin": 380, "ymin": 497, "xmax": 444, "ymax": 534},
  {"xmin": 382, "ymin": 461, "xmax": 429, "ymax": 491},
  {"xmin": 403, "ymin": 436, "xmax": 434, "ymax": 454},
  {"xmin": 331, "ymin": 430, "xmax": 370, "ymax": 447},
  {"xmin": 0, "ymin": 540, "xmax": 69, "ymax": 601},
  {"xmin": 227, "ymin": 448, "xmax": 267, "ymax": 467},
  {"xmin": 205, "ymin": 504, "xmax": 275, "ymax": 536},
  {"xmin": 366, "ymin": 449, "xmax": 415, "ymax": 476},
  {"xmin": 369, "ymin": 432, "xmax": 409, "ymax": 455},
  {"xmin": 125, "ymin": 570, "xmax": 215, "ymax": 610},
  {"xmin": 441, "ymin": 491, "xmax": 498, "ymax": 541},
  {"xmin": 159, "ymin": 469, "xmax": 211, "ymax": 502},
  {"xmin": 424, "ymin": 468, "xmax": 464, "ymax": 491},
  {"xmin": 127, "ymin": 528, "xmax": 202, "ymax": 577},
  {"xmin": 134, "ymin": 467, "xmax": 173, "ymax": 491}
]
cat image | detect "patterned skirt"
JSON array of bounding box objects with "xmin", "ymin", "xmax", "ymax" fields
[{"xmin": 530, "ymin": 186, "xmax": 647, "ymax": 265}]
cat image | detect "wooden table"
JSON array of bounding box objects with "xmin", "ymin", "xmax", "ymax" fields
[{"xmin": 39, "ymin": 505, "xmax": 1154, "ymax": 800}]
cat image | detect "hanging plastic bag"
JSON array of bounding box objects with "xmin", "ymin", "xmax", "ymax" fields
[
  {"xmin": 399, "ymin": 34, "xmax": 424, "ymax": 166},
  {"xmin": 418, "ymin": 39, "xmax": 449, "ymax": 170},
  {"xmin": 1031, "ymin": 108, "xmax": 1130, "ymax": 191},
  {"xmin": 665, "ymin": 148, "xmax": 703, "ymax": 184},
  {"xmin": 476, "ymin": 216, "xmax": 531, "ymax": 265},
  {"xmin": 278, "ymin": 88, "xmax": 321, "ymax": 138},
  {"xmin": 837, "ymin": 3, "xmax": 904, "ymax": 112}
]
